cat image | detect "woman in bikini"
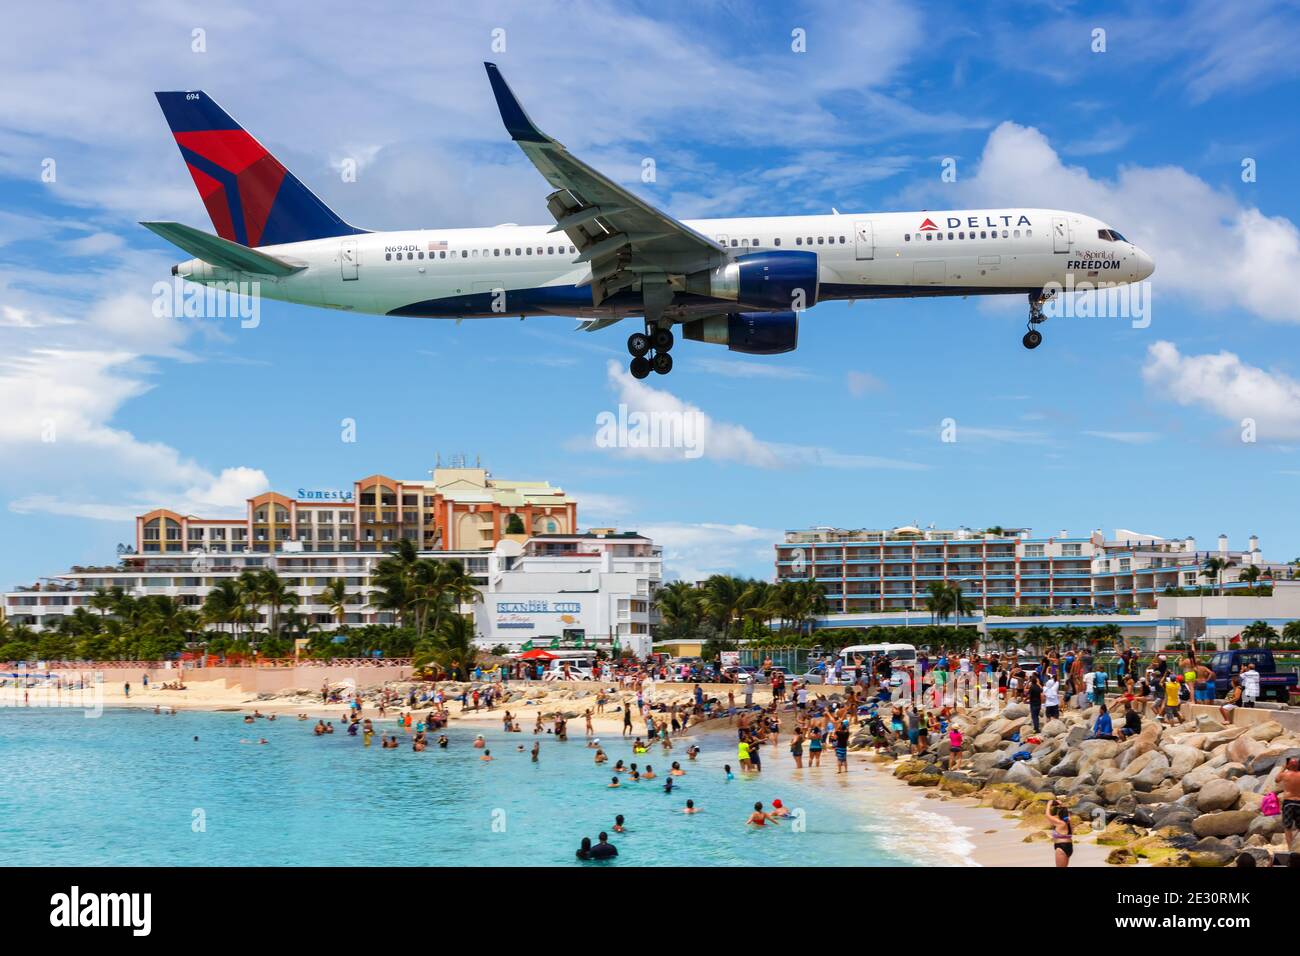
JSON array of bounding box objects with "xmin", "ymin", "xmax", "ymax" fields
[{"xmin": 1045, "ymin": 798, "xmax": 1073, "ymax": 868}]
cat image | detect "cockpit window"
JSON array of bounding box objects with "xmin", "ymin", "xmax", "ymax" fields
[{"xmin": 1097, "ymin": 228, "xmax": 1129, "ymax": 242}]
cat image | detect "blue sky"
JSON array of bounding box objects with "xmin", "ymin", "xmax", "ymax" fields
[{"xmin": 4, "ymin": 0, "xmax": 1300, "ymax": 586}]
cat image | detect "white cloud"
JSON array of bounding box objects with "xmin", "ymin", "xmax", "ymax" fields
[
  {"xmin": 846, "ymin": 370, "xmax": 886, "ymax": 397},
  {"xmin": 1141, "ymin": 340, "xmax": 1300, "ymax": 439},
  {"xmin": 691, "ymin": 356, "xmax": 810, "ymax": 381},
  {"xmin": 1081, "ymin": 430, "xmax": 1160, "ymax": 444},
  {"xmin": 598, "ymin": 361, "xmax": 925, "ymax": 470},
  {"xmin": 634, "ymin": 521, "xmax": 779, "ymax": 583}
]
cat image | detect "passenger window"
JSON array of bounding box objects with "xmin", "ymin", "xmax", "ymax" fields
[
  {"xmin": 526, "ymin": 247, "xmax": 532, "ymax": 255},
  {"xmin": 1026, "ymin": 229, "xmax": 1032, "ymax": 237},
  {"xmin": 795, "ymin": 237, "xmax": 803, "ymax": 245},
  {"xmin": 461, "ymin": 250, "xmax": 467, "ymax": 258},
  {"xmin": 1001, "ymin": 229, "xmax": 1008, "ymax": 238},
  {"xmin": 730, "ymin": 239, "xmax": 738, "ymax": 247},
  {"xmin": 904, "ymin": 234, "xmax": 911, "ymax": 242},
  {"xmin": 515, "ymin": 248, "xmax": 521, "ymax": 255},
  {"xmin": 385, "ymin": 253, "xmax": 392, "ymax": 261},
  {"xmin": 547, "ymin": 246, "xmax": 554, "ymax": 254},
  {"xmin": 494, "ymin": 249, "xmax": 500, "ymax": 257},
  {"xmin": 817, "ymin": 237, "xmax": 824, "ymax": 245},
  {"xmin": 839, "ymin": 236, "xmax": 846, "ymax": 243},
  {"xmin": 806, "ymin": 237, "xmax": 813, "ymax": 245},
  {"xmin": 926, "ymin": 233, "xmax": 933, "ymax": 240},
  {"xmin": 504, "ymin": 248, "xmax": 511, "ymax": 256},
  {"xmin": 774, "ymin": 238, "xmax": 781, "ymax": 246},
  {"xmin": 980, "ymin": 231, "xmax": 987, "ymax": 239},
  {"xmin": 958, "ymin": 232, "xmax": 965, "ymax": 239},
  {"xmin": 418, "ymin": 251, "xmax": 424, "ymax": 259},
  {"xmin": 752, "ymin": 238, "xmax": 759, "ymax": 245},
  {"xmin": 1014, "ymin": 229, "xmax": 1020, "ymax": 238}
]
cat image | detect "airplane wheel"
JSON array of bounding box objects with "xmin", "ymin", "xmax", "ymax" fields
[
  {"xmin": 1022, "ymin": 329, "xmax": 1043, "ymax": 350},
  {"xmin": 651, "ymin": 326, "xmax": 674, "ymax": 352},
  {"xmin": 652, "ymin": 351, "xmax": 673, "ymax": 375},
  {"xmin": 627, "ymin": 332, "xmax": 650, "ymax": 357},
  {"xmin": 630, "ymin": 355, "xmax": 651, "ymax": 379}
]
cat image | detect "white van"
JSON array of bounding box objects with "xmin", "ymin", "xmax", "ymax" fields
[
  {"xmin": 543, "ymin": 655, "xmax": 596, "ymax": 681},
  {"xmin": 836, "ymin": 643, "xmax": 917, "ymax": 685}
]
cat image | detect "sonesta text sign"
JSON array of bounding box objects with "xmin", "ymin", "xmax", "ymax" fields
[{"xmin": 297, "ymin": 488, "xmax": 354, "ymax": 501}]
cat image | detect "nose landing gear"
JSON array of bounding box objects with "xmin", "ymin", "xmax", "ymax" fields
[
  {"xmin": 627, "ymin": 322, "xmax": 675, "ymax": 378},
  {"xmin": 1022, "ymin": 289, "xmax": 1055, "ymax": 350}
]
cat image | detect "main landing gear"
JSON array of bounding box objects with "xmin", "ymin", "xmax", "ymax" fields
[
  {"xmin": 1022, "ymin": 289, "xmax": 1055, "ymax": 350},
  {"xmin": 628, "ymin": 324, "xmax": 675, "ymax": 378}
]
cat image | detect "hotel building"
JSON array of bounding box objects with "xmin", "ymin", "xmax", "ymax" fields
[
  {"xmin": 5, "ymin": 465, "xmax": 661, "ymax": 655},
  {"xmin": 136, "ymin": 467, "xmax": 577, "ymax": 556},
  {"xmin": 776, "ymin": 525, "xmax": 1290, "ymax": 615},
  {"xmin": 4, "ymin": 530, "xmax": 661, "ymax": 657}
]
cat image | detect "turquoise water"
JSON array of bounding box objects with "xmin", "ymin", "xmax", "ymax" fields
[{"xmin": 0, "ymin": 707, "xmax": 936, "ymax": 866}]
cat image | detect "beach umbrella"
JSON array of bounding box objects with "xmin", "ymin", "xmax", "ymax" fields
[{"xmin": 518, "ymin": 648, "xmax": 557, "ymax": 661}]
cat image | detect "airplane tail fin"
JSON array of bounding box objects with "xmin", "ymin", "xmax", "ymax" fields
[{"xmin": 153, "ymin": 91, "xmax": 364, "ymax": 247}]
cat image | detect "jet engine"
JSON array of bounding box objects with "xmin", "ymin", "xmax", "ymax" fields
[
  {"xmin": 684, "ymin": 250, "xmax": 819, "ymax": 310},
  {"xmin": 681, "ymin": 310, "xmax": 798, "ymax": 354}
]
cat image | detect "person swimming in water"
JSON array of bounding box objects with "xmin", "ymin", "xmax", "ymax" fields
[
  {"xmin": 670, "ymin": 761, "xmax": 685, "ymax": 775},
  {"xmin": 724, "ymin": 764, "xmax": 734, "ymax": 781},
  {"xmin": 747, "ymin": 801, "xmax": 779, "ymax": 827},
  {"xmin": 663, "ymin": 777, "xmax": 674, "ymax": 794},
  {"xmin": 643, "ymin": 765, "xmax": 656, "ymax": 779},
  {"xmin": 683, "ymin": 799, "xmax": 698, "ymax": 814},
  {"xmin": 613, "ymin": 814, "xmax": 626, "ymax": 833},
  {"xmin": 608, "ymin": 776, "xmax": 620, "ymax": 788},
  {"xmin": 480, "ymin": 749, "xmax": 493, "ymax": 762},
  {"xmin": 769, "ymin": 798, "xmax": 790, "ymax": 818},
  {"xmin": 437, "ymin": 735, "xmax": 449, "ymax": 748},
  {"xmin": 594, "ymin": 748, "xmax": 607, "ymax": 764}
]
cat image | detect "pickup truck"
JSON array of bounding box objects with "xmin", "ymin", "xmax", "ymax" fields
[{"xmin": 1208, "ymin": 649, "xmax": 1298, "ymax": 702}]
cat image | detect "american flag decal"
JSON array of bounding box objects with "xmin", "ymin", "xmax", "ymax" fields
[{"xmin": 428, "ymin": 240, "xmax": 448, "ymax": 252}]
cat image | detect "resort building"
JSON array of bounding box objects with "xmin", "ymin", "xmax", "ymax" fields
[
  {"xmin": 3, "ymin": 530, "xmax": 661, "ymax": 657},
  {"xmin": 776, "ymin": 525, "xmax": 1292, "ymax": 615},
  {"xmin": 135, "ymin": 466, "xmax": 576, "ymax": 555}
]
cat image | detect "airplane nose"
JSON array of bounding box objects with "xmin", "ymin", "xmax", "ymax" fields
[{"xmin": 1134, "ymin": 248, "xmax": 1154, "ymax": 280}]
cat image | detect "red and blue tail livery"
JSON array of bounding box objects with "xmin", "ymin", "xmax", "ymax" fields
[{"xmin": 154, "ymin": 91, "xmax": 365, "ymax": 248}]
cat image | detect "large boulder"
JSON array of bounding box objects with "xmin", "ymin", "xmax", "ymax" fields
[
  {"xmin": 1189, "ymin": 836, "xmax": 1238, "ymax": 867},
  {"xmin": 1246, "ymin": 813, "xmax": 1283, "ymax": 839},
  {"xmin": 1194, "ymin": 715, "xmax": 1225, "ymax": 733},
  {"xmin": 1191, "ymin": 810, "xmax": 1257, "ymax": 838},
  {"xmin": 1078, "ymin": 739, "xmax": 1120, "ymax": 762},
  {"xmin": 1203, "ymin": 726, "xmax": 1248, "ymax": 748},
  {"xmin": 1247, "ymin": 720, "xmax": 1284, "ymax": 742},
  {"xmin": 1001, "ymin": 703, "xmax": 1028, "ymax": 720},
  {"xmin": 939, "ymin": 772, "xmax": 980, "ymax": 796},
  {"xmin": 1195, "ymin": 778, "xmax": 1241, "ymax": 812},
  {"xmin": 1227, "ymin": 734, "xmax": 1264, "ymax": 765},
  {"xmin": 1004, "ymin": 761, "xmax": 1046, "ymax": 790},
  {"xmin": 1100, "ymin": 781, "xmax": 1134, "ymax": 805},
  {"xmin": 1130, "ymin": 752, "xmax": 1172, "ymax": 791},
  {"xmin": 1041, "ymin": 718, "xmax": 1068, "ymax": 738},
  {"xmin": 1163, "ymin": 744, "xmax": 1206, "ymax": 777},
  {"xmin": 1049, "ymin": 750, "xmax": 1083, "ymax": 778}
]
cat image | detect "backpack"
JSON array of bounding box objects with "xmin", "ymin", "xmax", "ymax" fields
[
  {"xmin": 1261, "ymin": 792, "xmax": 1281, "ymax": 816},
  {"xmin": 1094, "ymin": 672, "xmax": 1106, "ymax": 692}
]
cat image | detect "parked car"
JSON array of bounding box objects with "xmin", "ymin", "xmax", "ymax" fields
[{"xmin": 1209, "ymin": 648, "xmax": 1298, "ymax": 702}]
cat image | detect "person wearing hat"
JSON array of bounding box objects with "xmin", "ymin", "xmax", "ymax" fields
[{"xmin": 769, "ymin": 798, "xmax": 790, "ymax": 818}]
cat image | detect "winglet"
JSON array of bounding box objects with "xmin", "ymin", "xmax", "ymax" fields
[{"xmin": 484, "ymin": 62, "xmax": 549, "ymax": 143}]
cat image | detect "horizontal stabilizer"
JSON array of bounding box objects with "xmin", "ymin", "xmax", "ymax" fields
[{"xmin": 140, "ymin": 221, "xmax": 306, "ymax": 276}]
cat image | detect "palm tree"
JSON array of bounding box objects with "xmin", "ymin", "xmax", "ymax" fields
[
  {"xmin": 415, "ymin": 612, "xmax": 479, "ymax": 679},
  {"xmin": 1238, "ymin": 565, "xmax": 1261, "ymax": 594},
  {"xmin": 1241, "ymin": 620, "xmax": 1278, "ymax": 647},
  {"xmin": 202, "ymin": 579, "xmax": 243, "ymax": 637},
  {"xmin": 924, "ymin": 581, "xmax": 951, "ymax": 626},
  {"xmin": 319, "ymin": 577, "xmax": 351, "ymax": 629},
  {"xmin": 702, "ymin": 575, "xmax": 746, "ymax": 644},
  {"xmin": 655, "ymin": 581, "xmax": 705, "ymax": 638},
  {"xmin": 1021, "ymin": 624, "xmax": 1053, "ymax": 655},
  {"xmin": 1201, "ymin": 557, "xmax": 1234, "ymax": 596}
]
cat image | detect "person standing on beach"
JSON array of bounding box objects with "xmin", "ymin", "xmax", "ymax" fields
[
  {"xmin": 789, "ymin": 728, "xmax": 804, "ymax": 769},
  {"xmin": 834, "ymin": 720, "xmax": 850, "ymax": 774},
  {"xmin": 124, "ymin": 682, "xmax": 130, "ymax": 698},
  {"xmin": 1043, "ymin": 673, "xmax": 1060, "ymax": 721},
  {"xmin": 1045, "ymin": 799, "xmax": 1073, "ymax": 867},
  {"xmin": 1027, "ymin": 675, "xmax": 1043, "ymax": 732}
]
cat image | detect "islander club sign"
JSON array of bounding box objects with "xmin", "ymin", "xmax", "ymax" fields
[{"xmin": 297, "ymin": 488, "xmax": 354, "ymax": 501}]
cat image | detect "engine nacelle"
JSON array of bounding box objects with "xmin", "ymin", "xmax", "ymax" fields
[
  {"xmin": 684, "ymin": 251, "xmax": 819, "ymax": 310},
  {"xmin": 681, "ymin": 311, "xmax": 798, "ymax": 355}
]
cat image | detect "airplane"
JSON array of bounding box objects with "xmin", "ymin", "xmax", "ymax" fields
[{"xmin": 144, "ymin": 63, "xmax": 1154, "ymax": 379}]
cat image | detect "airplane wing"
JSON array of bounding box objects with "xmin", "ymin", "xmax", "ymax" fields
[
  {"xmin": 484, "ymin": 62, "xmax": 723, "ymax": 310},
  {"xmin": 140, "ymin": 221, "xmax": 307, "ymax": 277}
]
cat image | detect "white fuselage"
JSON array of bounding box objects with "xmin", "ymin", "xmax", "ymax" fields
[{"xmin": 176, "ymin": 207, "xmax": 1153, "ymax": 321}]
